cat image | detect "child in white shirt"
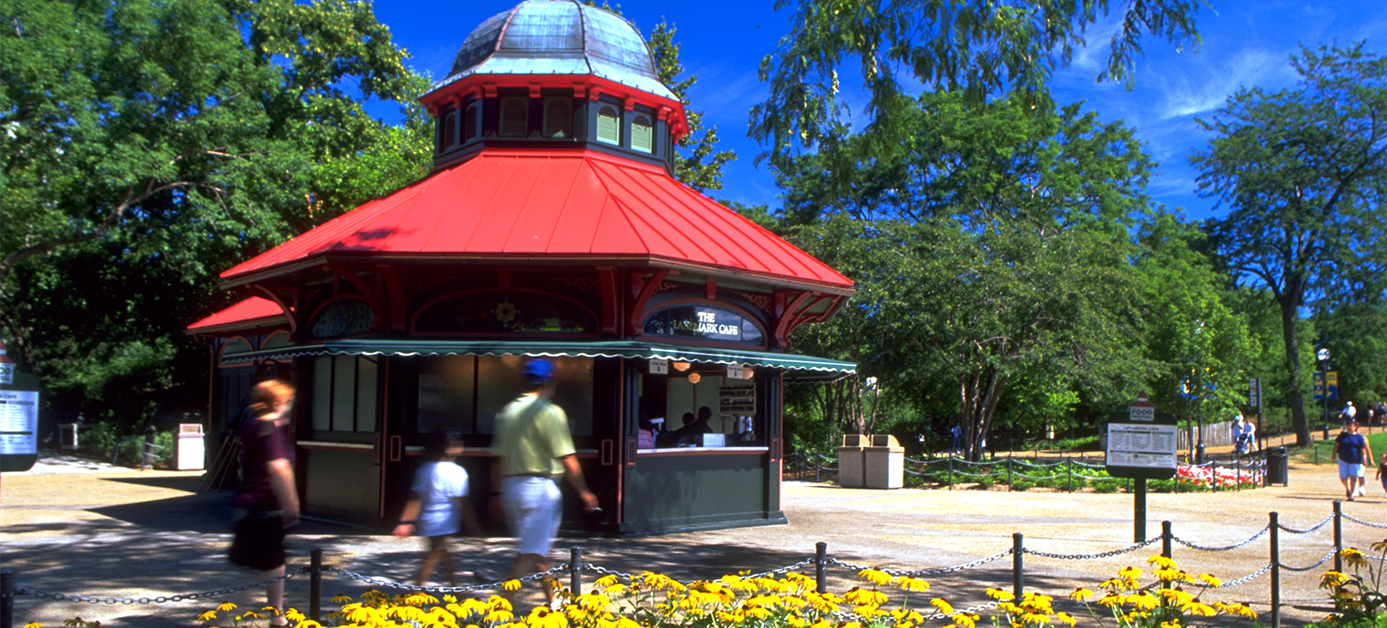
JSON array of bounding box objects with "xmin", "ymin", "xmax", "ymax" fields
[{"xmin": 392, "ymin": 432, "xmax": 483, "ymax": 586}]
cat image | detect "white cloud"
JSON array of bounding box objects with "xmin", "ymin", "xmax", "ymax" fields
[{"xmin": 1152, "ymin": 48, "xmax": 1295, "ymax": 119}]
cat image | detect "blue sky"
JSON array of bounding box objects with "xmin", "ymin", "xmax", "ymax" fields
[{"xmin": 369, "ymin": 0, "xmax": 1387, "ymax": 222}]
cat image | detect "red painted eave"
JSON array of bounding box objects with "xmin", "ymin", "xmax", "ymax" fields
[
  {"xmin": 220, "ymin": 149, "xmax": 853, "ymax": 292},
  {"xmin": 186, "ymin": 297, "xmax": 287, "ymax": 334}
]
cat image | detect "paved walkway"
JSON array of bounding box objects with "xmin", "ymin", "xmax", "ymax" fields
[{"xmin": 2, "ymin": 448, "xmax": 1383, "ymax": 627}]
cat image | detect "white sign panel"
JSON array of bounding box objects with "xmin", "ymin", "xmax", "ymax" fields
[
  {"xmin": 649, "ymin": 358, "xmax": 668, "ymax": 375},
  {"xmin": 0, "ymin": 432, "xmax": 36, "ymax": 455},
  {"xmin": 0, "ymin": 363, "xmax": 13, "ymax": 385},
  {"xmin": 0, "ymin": 390, "xmax": 39, "ymax": 432},
  {"xmin": 726, "ymin": 363, "xmax": 744, "ymax": 379},
  {"xmin": 1107, "ymin": 423, "xmax": 1178, "ymax": 470}
]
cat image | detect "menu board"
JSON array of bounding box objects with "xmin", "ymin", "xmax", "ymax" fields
[
  {"xmin": 1106, "ymin": 410, "xmax": 1178, "ymax": 480},
  {"xmin": 0, "ymin": 389, "xmax": 38, "ymax": 455}
]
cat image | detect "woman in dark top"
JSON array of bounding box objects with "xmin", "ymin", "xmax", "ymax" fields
[{"xmin": 228, "ymin": 379, "xmax": 298, "ymax": 626}]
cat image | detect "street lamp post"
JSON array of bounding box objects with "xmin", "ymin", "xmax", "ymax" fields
[{"xmin": 1318, "ymin": 347, "xmax": 1331, "ymax": 440}]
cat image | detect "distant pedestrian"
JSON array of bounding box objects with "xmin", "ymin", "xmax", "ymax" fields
[
  {"xmin": 1342, "ymin": 401, "xmax": 1358, "ymax": 422},
  {"xmin": 1234, "ymin": 414, "xmax": 1255, "ymax": 454},
  {"xmin": 491, "ymin": 359, "xmax": 599, "ymax": 607},
  {"xmin": 1376, "ymin": 453, "xmax": 1387, "ymax": 499},
  {"xmin": 1335, "ymin": 419, "xmax": 1372, "ymax": 501},
  {"xmin": 393, "ymin": 432, "xmax": 483, "ymax": 586},
  {"xmin": 228, "ymin": 379, "xmax": 297, "ymax": 626}
]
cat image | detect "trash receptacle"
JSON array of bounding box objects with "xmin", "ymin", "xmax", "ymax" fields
[
  {"xmin": 1265, "ymin": 446, "xmax": 1288, "ymax": 486},
  {"xmin": 838, "ymin": 434, "xmax": 866, "ymax": 488},
  {"xmin": 59, "ymin": 423, "xmax": 79, "ymax": 450},
  {"xmin": 865, "ymin": 434, "xmax": 904, "ymax": 489},
  {"xmin": 176, "ymin": 424, "xmax": 205, "ymax": 471}
]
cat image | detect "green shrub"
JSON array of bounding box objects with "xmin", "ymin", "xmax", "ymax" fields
[
  {"xmin": 1092, "ymin": 479, "xmax": 1121, "ymax": 493},
  {"xmin": 1011, "ymin": 480, "xmax": 1035, "ymax": 491}
]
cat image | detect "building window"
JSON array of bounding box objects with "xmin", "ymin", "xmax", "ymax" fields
[
  {"xmin": 644, "ymin": 305, "xmax": 766, "ymax": 345},
  {"xmin": 544, "ymin": 98, "xmax": 572, "ymax": 138},
  {"xmin": 310, "ymin": 355, "xmax": 379, "ymax": 433},
  {"xmin": 309, "ymin": 299, "xmax": 374, "ymax": 339},
  {"xmin": 631, "ymin": 114, "xmax": 653, "ymax": 153},
  {"xmin": 500, "ymin": 98, "xmax": 527, "ymax": 137},
  {"xmin": 416, "ymin": 355, "xmax": 594, "ymax": 436},
  {"xmin": 441, "ymin": 108, "xmax": 457, "ymax": 149},
  {"xmin": 463, "ymin": 102, "xmax": 478, "ymax": 142},
  {"xmin": 596, "ymin": 105, "xmax": 620, "ymax": 145}
]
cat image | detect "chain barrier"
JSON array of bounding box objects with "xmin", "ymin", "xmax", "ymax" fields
[
  {"xmin": 1171, "ymin": 525, "xmax": 1270, "ymax": 552},
  {"xmin": 583, "ymin": 563, "xmax": 639, "ymax": 583},
  {"xmin": 745, "ymin": 558, "xmax": 818, "ymax": 580},
  {"xmin": 334, "ymin": 564, "xmax": 566, "ymax": 593},
  {"xmin": 1278, "ymin": 549, "xmax": 1338, "ymax": 573},
  {"xmin": 1343, "ymin": 513, "xmax": 1387, "ymax": 530},
  {"xmin": 1023, "ymin": 536, "xmax": 1161, "ymax": 561},
  {"xmin": 825, "ymin": 550, "xmax": 1013, "ymax": 578},
  {"xmin": 1213, "ymin": 563, "xmax": 1273, "ymax": 589},
  {"xmin": 15, "ymin": 573, "xmax": 295, "ymax": 605},
  {"xmin": 1278, "ymin": 515, "xmax": 1334, "ymax": 534}
]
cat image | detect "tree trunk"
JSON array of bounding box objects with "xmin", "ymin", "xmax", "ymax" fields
[
  {"xmin": 960, "ymin": 367, "xmax": 1007, "ymax": 462},
  {"xmin": 1279, "ymin": 295, "xmax": 1310, "ymax": 446}
]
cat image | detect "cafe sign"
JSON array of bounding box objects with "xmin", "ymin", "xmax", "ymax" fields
[{"xmin": 644, "ymin": 306, "xmax": 764, "ymax": 344}]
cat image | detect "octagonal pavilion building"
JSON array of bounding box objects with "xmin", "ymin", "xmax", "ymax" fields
[{"xmin": 188, "ymin": 0, "xmax": 854, "ymax": 535}]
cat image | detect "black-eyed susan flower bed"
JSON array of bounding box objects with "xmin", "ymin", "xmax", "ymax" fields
[{"xmin": 157, "ymin": 556, "xmax": 1275, "ymax": 628}]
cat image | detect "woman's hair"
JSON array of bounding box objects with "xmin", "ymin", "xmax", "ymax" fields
[{"xmin": 248, "ymin": 379, "xmax": 294, "ymax": 418}]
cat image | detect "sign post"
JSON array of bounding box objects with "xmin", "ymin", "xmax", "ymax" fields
[{"xmin": 1106, "ymin": 394, "xmax": 1178, "ymax": 542}]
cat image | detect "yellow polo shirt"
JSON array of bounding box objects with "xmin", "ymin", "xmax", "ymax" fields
[{"xmin": 491, "ymin": 393, "xmax": 575, "ymax": 478}]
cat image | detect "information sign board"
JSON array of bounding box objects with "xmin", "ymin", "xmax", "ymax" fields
[
  {"xmin": 1106, "ymin": 412, "xmax": 1178, "ymax": 480},
  {"xmin": 0, "ymin": 371, "xmax": 39, "ymax": 472}
]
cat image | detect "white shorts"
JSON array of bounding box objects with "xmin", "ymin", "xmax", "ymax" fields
[
  {"xmin": 502, "ymin": 476, "xmax": 563, "ymax": 557},
  {"xmin": 1339, "ymin": 460, "xmax": 1365, "ymax": 479}
]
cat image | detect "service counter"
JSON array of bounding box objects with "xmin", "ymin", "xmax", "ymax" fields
[{"xmin": 619, "ymin": 445, "xmax": 783, "ymax": 534}]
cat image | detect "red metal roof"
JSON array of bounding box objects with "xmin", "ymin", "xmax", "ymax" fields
[
  {"xmin": 220, "ymin": 149, "xmax": 852, "ymax": 290},
  {"xmin": 186, "ymin": 297, "xmax": 286, "ymax": 332}
]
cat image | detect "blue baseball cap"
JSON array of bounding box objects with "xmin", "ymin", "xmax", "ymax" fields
[{"xmin": 523, "ymin": 359, "xmax": 557, "ymax": 383}]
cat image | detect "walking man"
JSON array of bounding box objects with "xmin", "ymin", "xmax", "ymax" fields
[{"xmin": 491, "ymin": 359, "xmax": 599, "ymax": 606}]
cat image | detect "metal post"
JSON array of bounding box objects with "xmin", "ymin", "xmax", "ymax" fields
[
  {"xmin": 2, "ymin": 569, "xmax": 14, "ymax": 628},
  {"xmin": 948, "ymin": 456, "xmax": 954, "ymax": 490},
  {"xmin": 815, "ymin": 542, "xmax": 827, "ymax": 594},
  {"xmin": 1012, "ymin": 533, "xmax": 1024, "ymax": 601},
  {"xmin": 1270, "ymin": 512, "xmax": 1281, "ymax": 628},
  {"xmin": 1007, "ymin": 457, "xmax": 1013, "ymax": 491},
  {"xmin": 1067, "ymin": 458, "xmax": 1073, "ymax": 493},
  {"xmin": 1212, "ymin": 461, "xmax": 1219, "ymax": 493},
  {"xmin": 309, "ymin": 548, "xmax": 322, "ymax": 622},
  {"xmin": 1134, "ymin": 478, "xmax": 1147, "ymax": 543},
  {"xmin": 1334, "ymin": 501, "xmax": 1344, "ymax": 573},
  {"xmin": 1162, "ymin": 521, "xmax": 1173, "ymax": 560},
  {"xmin": 815, "ymin": 454, "xmax": 821, "ymax": 483},
  {"xmin": 570, "ymin": 546, "xmax": 583, "ymax": 597}
]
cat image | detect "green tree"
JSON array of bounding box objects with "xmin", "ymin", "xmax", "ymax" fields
[
  {"xmin": 784, "ymin": 91, "xmax": 1158, "ymax": 460},
  {"xmin": 0, "ymin": 0, "xmax": 431, "ymax": 421},
  {"xmin": 750, "ymin": 0, "xmax": 1207, "ymax": 168},
  {"xmin": 649, "ymin": 21, "xmax": 736, "ymax": 192},
  {"xmin": 1194, "ymin": 42, "xmax": 1387, "ymax": 446},
  {"xmin": 1134, "ymin": 211, "xmax": 1256, "ymax": 447}
]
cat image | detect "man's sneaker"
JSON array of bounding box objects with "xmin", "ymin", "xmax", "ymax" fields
[{"xmin": 1358, "ymin": 485, "xmax": 1367, "ymax": 497}]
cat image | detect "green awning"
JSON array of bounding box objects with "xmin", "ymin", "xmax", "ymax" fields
[{"xmin": 220, "ymin": 338, "xmax": 855, "ymax": 379}]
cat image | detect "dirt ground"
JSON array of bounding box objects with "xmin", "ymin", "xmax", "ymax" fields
[{"xmin": 3, "ymin": 448, "xmax": 1385, "ymax": 627}]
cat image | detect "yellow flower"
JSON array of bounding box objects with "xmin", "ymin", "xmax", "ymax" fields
[
  {"xmin": 345, "ymin": 605, "xmax": 380, "ymax": 624},
  {"xmin": 488, "ymin": 597, "xmax": 514, "ymax": 612},
  {"xmin": 931, "ymin": 598, "xmax": 954, "ymax": 614},
  {"xmin": 503, "ymin": 579, "xmax": 523, "ymax": 591},
  {"xmin": 1195, "ymin": 573, "xmax": 1222, "ymax": 588},
  {"xmin": 197, "ymin": 610, "xmax": 217, "ymax": 621},
  {"xmin": 1342, "ymin": 548, "xmax": 1369, "ymax": 570},
  {"xmin": 1054, "ymin": 612, "xmax": 1076, "ymax": 626},
  {"xmin": 1153, "ymin": 568, "xmax": 1182, "ymax": 582},
  {"xmin": 403, "ymin": 592, "xmax": 439, "ymax": 606},
  {"xmin": 1320, "ymin": 571, "xmax": 1350, "ymax": 589},
  {"xmin": 239, "ymin": 611, "xmax": 263, "ymax": 620},
  {"xmin": 1220, "ymin": 602, "xmax": 1258, "ymax": 619},
  {"xmin": 594, "ymin": 575, "xmax": 619, "ymax": 588},
  {"xmin": 896, "ymin": 576, "xmax": 930, "ymax": 592},
  {"xmin": 1128, "ymin": 592, "xmax": 1159, "ymax": 611},
  {"xmin": 843, "ymin": 587, "xmax": 887, "ymax": 606},
  {"xmin": 284, "ymin": 609, "xmax": 305, "ymax": 622},
  {"xmin": 1159, "ymin": 621, "xmax": 1181, "ymax": 628},
  {"xmin": 485, "ymin": 608, "xmax": 514, "ymax": 623},
  {"xmin": 216, "ymin": 602, "xmax": 237, "ymax": 612},
  {"xmin": 986, "ymin": 588, "xmax": 1016, "ymax": 601},
  {"xmin": 527, "ymin": 606, "xmax": 569, "ymax": 628},
  {"xmin": 23, "ymin": 623, "xmax": 43, "ymax": 628},
  {"xmin": 858, "ymin": 569, "xmax": 892, "ymax": 587},
  {"xmin": 1097, "ymin": 594, "xmax": 1124, "ymax": 608},
  {"xmin": 786, "ymin": 613, "xmax": 807, "ymax": 628},
  {"xmin": 1157, "ymin": 589, "xmax": 1193, "ymax": 605},
  {"xmin": 948, "ymin": 614, "xmax": 979, "ymax": 628},
  {"xmin": 1146, "ymin": 556, "xmax": 1177, "ymax": 570},
  {"xmin": 1068, "ymin": 588, "xmax": 1093, "ymax": 602},
  {"xmin": 1181, "ymin": 601, "xmax": 1218, "ymax": 617},
  {"xmin": 1118, "ymin": 566, "xmax": 1143, "ymax": 581}
]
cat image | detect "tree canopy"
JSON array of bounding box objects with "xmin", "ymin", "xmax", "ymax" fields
[
  {"xmin": 750, "ymin": 0, "xmax": 1207, "ymax": 169},
  {"xmin": 1194, "ymin": 42, "xmax": 1387, "ymax": 445},
  {"xmin": 0, "ymin": 0, "xmax": 431, "ymax": 421}
]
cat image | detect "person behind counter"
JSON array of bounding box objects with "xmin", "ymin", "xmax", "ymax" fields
[{"xmin": 658, "ymin": 407, "xmax": 716, "ymax": 447}]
